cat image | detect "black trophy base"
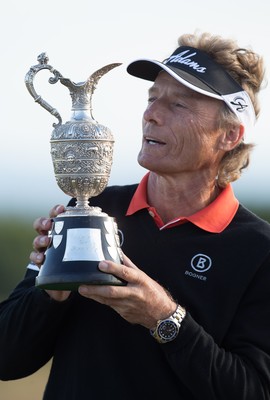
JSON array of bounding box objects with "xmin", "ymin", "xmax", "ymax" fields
[
  {"xmin": 36, "ymin": 262, "xmax": 126, "ymax": 291},
  {"xmin": 35, "ymin": 214, "xmax": 126, "ymax": 291}
]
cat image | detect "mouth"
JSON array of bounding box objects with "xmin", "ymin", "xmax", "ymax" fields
[{"xmin": 145, "ymin": 136, "xmax": 166, "ymax": 145}]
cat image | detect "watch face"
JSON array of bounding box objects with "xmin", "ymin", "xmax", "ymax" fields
[{"xmin": 158, "ymin": 320, "xmax": 178, "ymax": 341}]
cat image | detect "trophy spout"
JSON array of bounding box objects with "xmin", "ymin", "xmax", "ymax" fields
[{"xmin": 59, "ymin": 63, "xmax": 122, "ymax": 122}]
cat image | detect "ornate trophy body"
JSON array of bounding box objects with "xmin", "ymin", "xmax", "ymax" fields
[{"xmin": 25, "ymin": 53, "xmax": 125, "ymax": 290}]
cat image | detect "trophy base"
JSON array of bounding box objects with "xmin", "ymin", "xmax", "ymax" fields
[
  {"xmin": 35, "ymin": 212, "xmax": 126, "ymax": 291},
  {"xmin": 36, "ymin": 264, "xmax": 125, "ymax": 291}
]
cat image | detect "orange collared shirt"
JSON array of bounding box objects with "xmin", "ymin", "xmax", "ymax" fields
[{"xmin": 126, "ymin": 173, "xmax": 239, "ymax": 233}]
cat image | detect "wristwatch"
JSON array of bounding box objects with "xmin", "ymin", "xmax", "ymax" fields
[{"xmin": 150, "ymin": 304, "xmax": 186, "ymax": 344}]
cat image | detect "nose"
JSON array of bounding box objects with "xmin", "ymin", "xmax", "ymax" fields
[{"xmin": 143, "ymin": 100, "xmax": 164, "ymax": 125}]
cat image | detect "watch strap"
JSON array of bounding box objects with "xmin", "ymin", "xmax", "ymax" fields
[{"xmin": 150, "ymin": 304, "xmax": 186, "ymax": 344}]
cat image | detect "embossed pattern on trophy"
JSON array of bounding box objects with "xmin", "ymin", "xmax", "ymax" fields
[{"xmin": 25, "ymin": 53, "xmax": 122, "ymax": 215}]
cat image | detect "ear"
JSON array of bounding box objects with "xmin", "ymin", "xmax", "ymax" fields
[{"xmin": 219, "ymin": 124, "xmax": 244, "ymax": 151}]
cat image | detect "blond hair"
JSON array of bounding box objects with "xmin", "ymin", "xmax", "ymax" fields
[{"xmin": 178, "ymin": 32, "xmax": 265, "ymax": 187}]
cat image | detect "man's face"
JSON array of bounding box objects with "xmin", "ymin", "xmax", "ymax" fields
[{"xmin": 138, "ymin": 72, "xmax": 226, "ymax": 176}]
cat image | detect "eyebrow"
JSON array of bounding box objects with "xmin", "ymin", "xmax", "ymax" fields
[{"xmin": 148, "ymin": 85, "xmax": 196, "ymax": 99}]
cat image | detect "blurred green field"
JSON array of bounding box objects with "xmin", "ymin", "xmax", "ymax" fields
[
  {"xmin": 0, "ymin": 207, "xmax": 270, "ymax": 398},
  {"xmin": 0, "ymin": 217, "xmax": 36, "ymax": 301}
]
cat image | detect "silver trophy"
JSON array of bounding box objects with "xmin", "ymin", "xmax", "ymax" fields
[{"xmin": 25, "ymin": 53, "xmax": 125, "ymax": 290}]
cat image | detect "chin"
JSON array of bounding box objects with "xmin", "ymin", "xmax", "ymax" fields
[
  {"xmin": 138, "ymin": 156, "xmax": 157, "ymax": 172},
  {"xmin": 137, "ymin": 152, "xmax": 150, "ymax": 169},
  {"xmin": 138, "ymin": 148, "xmax": 168, "ymax": 172}
]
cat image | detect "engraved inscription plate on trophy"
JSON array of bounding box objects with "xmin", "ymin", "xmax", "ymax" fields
[{"xmin": 25, "ymin": 53, "xmax": 124, "ymax": 290}]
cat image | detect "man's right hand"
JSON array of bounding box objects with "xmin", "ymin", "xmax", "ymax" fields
[{"xmin": 30, "ymin": 204, "xmax": 71, "ymax": 302}]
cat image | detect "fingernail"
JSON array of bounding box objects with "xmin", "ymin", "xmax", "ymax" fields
[
  {"xmin": 42, "ymin": 219, "xmax": 48, "ymax": 227},
  {"xmin": 40, "ymin": 236, "xmax": 47, "ymax": 245},
  {"xmin": 99, "ymin": 261, "xmax": 108, "ymax": 271},
  {"xmin": 56, "ymin": 205, "xmax": 64, "ymax": 213},
  {"xmin": 36, "ymin": 253, "xmax": 43, "ymax": 262}
]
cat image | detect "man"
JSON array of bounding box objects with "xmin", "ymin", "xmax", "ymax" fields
[{"xmin": 0, "ymin": 32, "xmax": 270, "ymax": 399}]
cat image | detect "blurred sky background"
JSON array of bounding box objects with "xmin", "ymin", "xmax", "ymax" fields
[{"xmin": 1, "ymin": 0, "xmax": 270, "ymax": 218}]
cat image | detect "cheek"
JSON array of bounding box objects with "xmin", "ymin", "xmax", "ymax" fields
[
  {"xmin": 174, "ymin": 123, "xmax": 209, "ymax": 157},
  {"xmin": 172, "ymin": 118, "xmax": 197, "ymax": 145},
  {"xmin": 185, "ymin": 117, "xmax": 210, "ymax": 142}
]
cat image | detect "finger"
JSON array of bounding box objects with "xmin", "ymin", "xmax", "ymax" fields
[
  {"xmin": 45, "ymin": 290, "xmax": 71, "ymax": 302},
  {"xmin": 29, "ymin": 250, "xmax": 44, "ymax": 267},
  {"xmin": 78, "ymin": 282, "xmax": 128, "ymax": 302},
  {"xmin": 98, "ymin": 260, "xmax": 141, "ymax": 284},
  {"xmin": 78, "ymin": 261, "xmax": 135, "ymax": 299},
  {"xmin": 33, "ymin": 217, "xmax": 52, "ymax": 235},
  {"xmin": 32, "ymin": 235, "xmax": 51, "ymax": 252},
  {"xmin": 49, "ymin": 204, "xmax": 65, "ymax": 219},
  {"xmin": 32, "ymin": 205, "xmax": 65, "ymax": 235}
]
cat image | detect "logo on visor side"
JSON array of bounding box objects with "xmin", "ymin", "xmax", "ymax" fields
[
  {"xmin": 230, "ymin": 96, "xmax": 248, "ymax": 112},
  {"xmin": 164, "ymin": 50, "xmax": 207, "ymax": 73}
]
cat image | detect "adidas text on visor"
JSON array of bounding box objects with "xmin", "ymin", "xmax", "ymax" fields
[{"xmin": 127, "ymin": 46, "xmax": 256, "ymax": 142}]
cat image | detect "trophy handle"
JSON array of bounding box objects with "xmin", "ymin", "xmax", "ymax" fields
[{"xmin": 25, "ymin": 52, "xmax": 63, "ymax": 127}]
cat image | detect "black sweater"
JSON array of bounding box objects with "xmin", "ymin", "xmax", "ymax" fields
[{"xmin": 1, "ymin": 184, "xmax": 270, "ymax": 399}]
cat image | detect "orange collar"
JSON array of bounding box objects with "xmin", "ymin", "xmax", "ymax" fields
[{"xmin": 126, "ymin": 173, "xmax": 239, "ymax": 233}]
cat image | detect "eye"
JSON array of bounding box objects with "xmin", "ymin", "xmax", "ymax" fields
[
  {"xmin": 173, "ymin": 102, "xmax": 184, "ymax": 108},
  {"xmin": 148, "ymin": 97, "xmax": 156, "ymax": 104}
]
